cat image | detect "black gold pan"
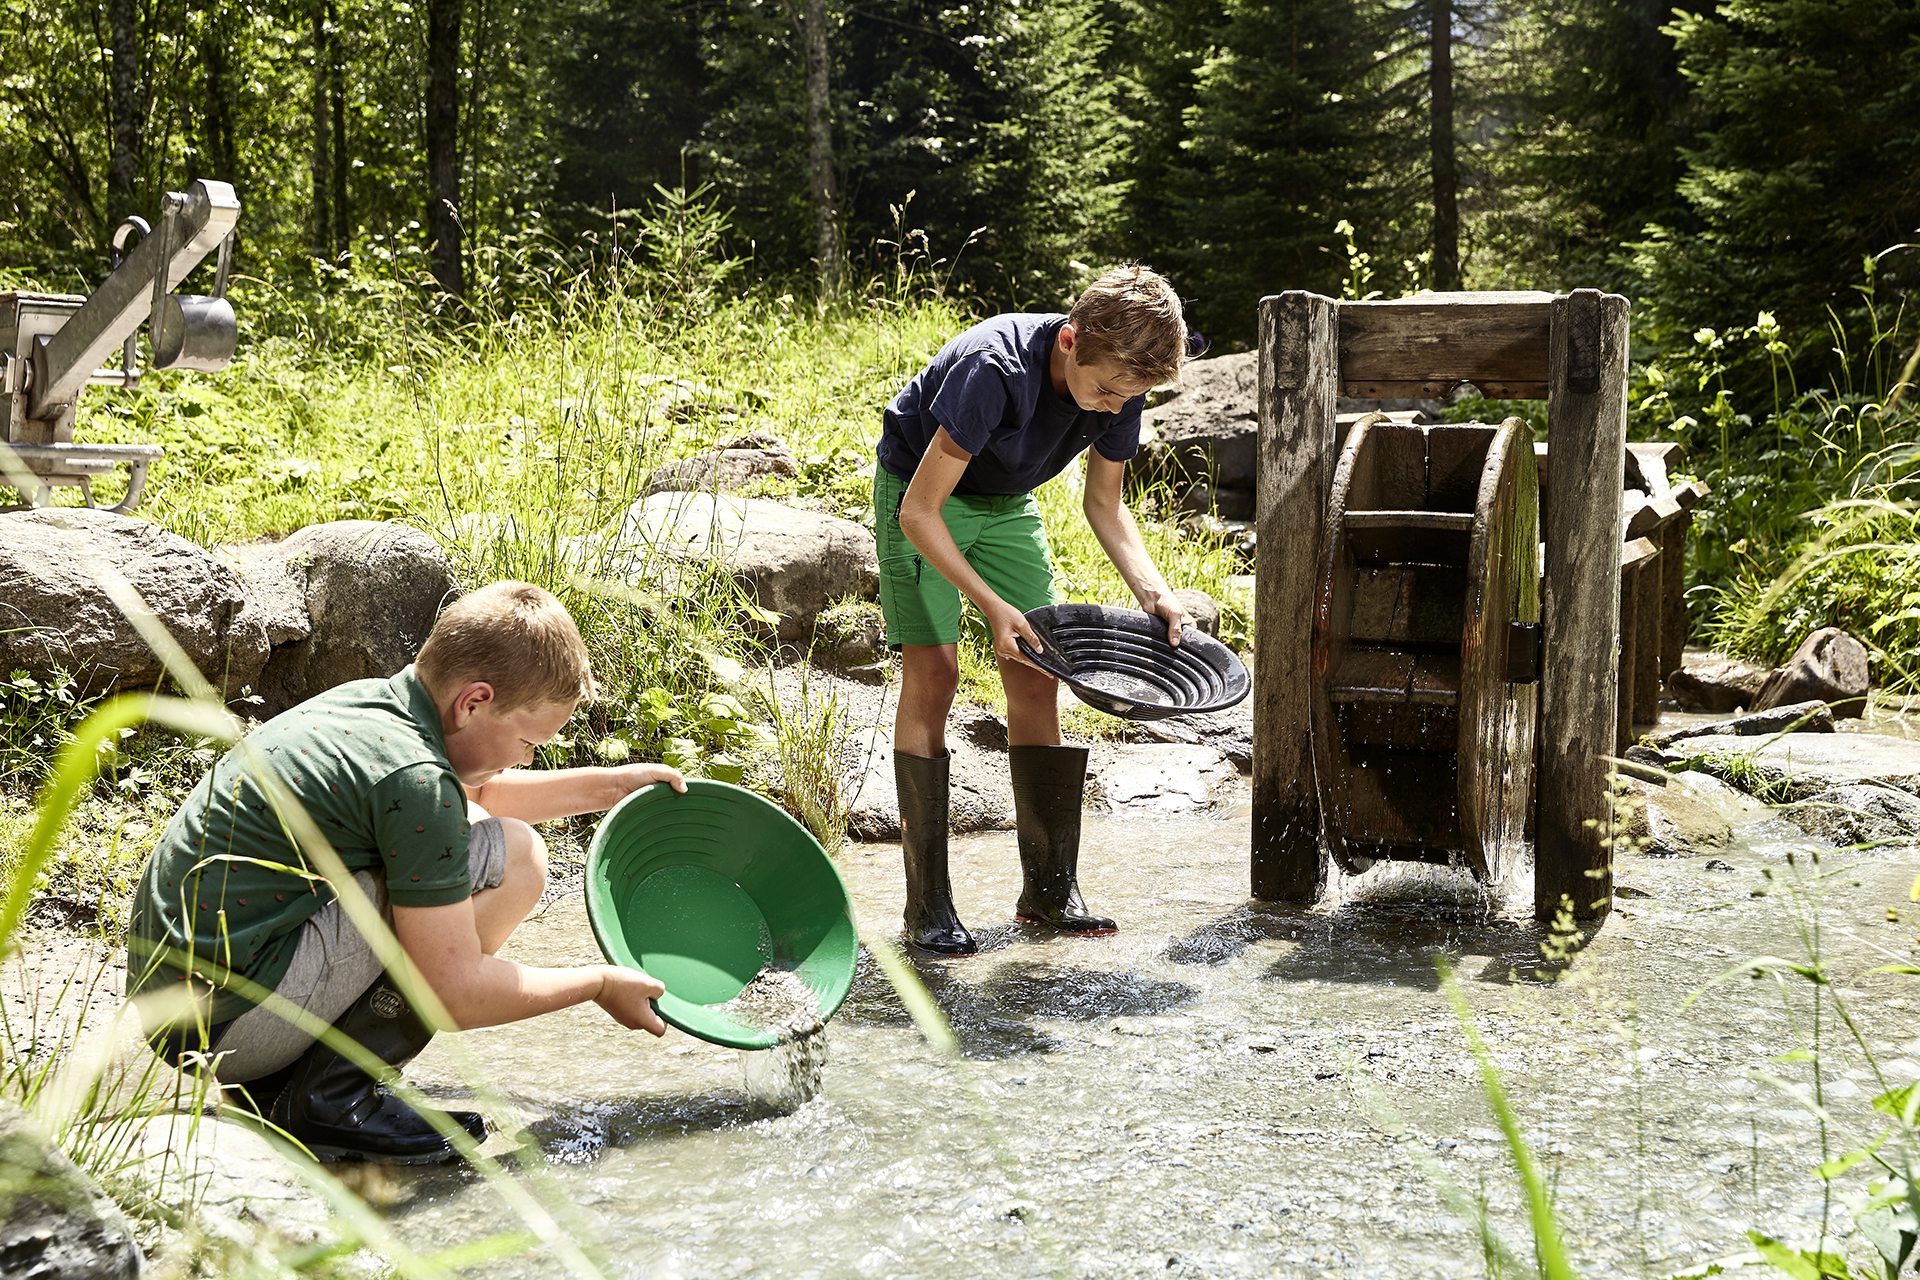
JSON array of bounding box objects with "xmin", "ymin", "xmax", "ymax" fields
[{"xmin": 1015, "ymin": 603, "xmax": 1250, "ymax": 722}]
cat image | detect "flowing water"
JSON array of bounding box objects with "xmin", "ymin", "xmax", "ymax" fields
[{"xmin": 397, "ymin": 784, "xmax": 1919, "ymax": 1278}]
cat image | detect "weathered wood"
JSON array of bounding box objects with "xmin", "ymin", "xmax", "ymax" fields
[
  {"xmin": 1536, "ymin": 289, "xmax": 1630, "ymax": 922},
  {"xmin": 1455, "ymin": 417, "xmax": 1539, "ymax": 884},
  {"xmin": 1312, "ymin": 414, "xmax": 1384, "ymax": 875},
  {"xmin": 1633, "ymin": 537, "xmax": 1662, "ymax": 728},
  {"xmin": 1615, "ymin": 556, "xmax": 1636, "ymax": 753},
  {"xmin": 1427, "ymin": 425, "xmax": 1499, "ymax": 511},
  {"xmin": 1660, "ymin": 508, "xmax": 1692, "ymax": 679},
  {"xmin": 1344, "ymin": 511, "xmax": 1474, "ymax": 565},
  {"xmin": 1338, "ymin": 292, "xmax": 1555, "ymax": 390},
  {"xmin": 1252, "ymin": 292, "xmax": 1338, "ymax": 902},
  {"xmin": 1342, "ymin": 379, "xmax": 1551, "ymax": 401}
]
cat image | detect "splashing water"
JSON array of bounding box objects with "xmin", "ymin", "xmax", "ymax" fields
[{"xmin": 721, "ymin": 966, "xmax": 829, "ymax": 1109}]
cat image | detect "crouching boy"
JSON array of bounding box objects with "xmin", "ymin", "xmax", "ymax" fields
[
  {"xmin": 876, "ymin": 264, "xmax": 1192, "ymax": 955},
  {"xmin": 128, "ymin": 581, "xmax": 680, "ymax": 1164}
]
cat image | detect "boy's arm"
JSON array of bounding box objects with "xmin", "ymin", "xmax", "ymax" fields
[
  {"xmin": 899, "ymin": 426, "xmax": 1045, "ymax": 669},
  {"xmin": 465, "ymin": 764, "xmax": 687, "ymax": 822},
  {"xmin": 394, "ymin": 898, "xmax": 667, "ymax": 1033},
  {"xmin": 1083, "ymin": 452, "xmax": 1191, "ymax": 644}
]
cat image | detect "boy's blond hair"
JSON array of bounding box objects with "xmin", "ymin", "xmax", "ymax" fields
[
  {"xmin": 1068, "ymin": 265, "xmax": 1187, "ymax": 386},
  {"xmin": 415, "ymin": 581, "xmax": 597, "ymax": 710}
]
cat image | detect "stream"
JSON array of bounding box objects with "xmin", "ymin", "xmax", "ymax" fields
[{"xmin": 394, "ymin": 783, "xmax": 1919, "ymax": 1278}]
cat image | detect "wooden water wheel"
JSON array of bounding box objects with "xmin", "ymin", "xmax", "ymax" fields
[{"xmin": 1309, "ymin": 414, "xmax": 1541, "ymax": 881}]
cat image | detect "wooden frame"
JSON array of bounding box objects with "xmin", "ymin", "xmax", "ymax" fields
[{"xmin": 1252, "ymin": 289, "xmax": 1630, "ymax": 921}]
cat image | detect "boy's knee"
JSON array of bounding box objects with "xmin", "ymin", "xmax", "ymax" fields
[
  {"xmin": 499, "ymin": 817, "xmax": 549, "ymax": 889},
  {"xmin": 905, "ymin": 646, "xmax": 961, "ymax": 693}
]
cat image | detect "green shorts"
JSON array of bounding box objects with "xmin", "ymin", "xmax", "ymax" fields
[{"xmin": 873, "ymin": 467, "xmax": 1058, "ymax": 647}]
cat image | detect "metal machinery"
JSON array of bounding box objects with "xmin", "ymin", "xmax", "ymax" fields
[{"xmin": 1, "ymin": 179, "xmax": 241, "ymax": 513}]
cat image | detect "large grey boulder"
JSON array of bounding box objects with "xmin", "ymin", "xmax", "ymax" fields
[
  {"xmin": 1091, "ymin": 744, "xmax": 1236, "ymax": 814},
  {"xmin": 1616, "ymin": 777, "xmax": 1735, "ymax": 857},
  {"xmin": 646, "ymin": 432, "xmax": 800, "ymax": 496},
  {"xmin": 842, "ymin": 724, "xmax": 1016, "ymax": 842},
  {"xmin": 0, "ymin": 507, "xmax": 268, "ymax": 699},
  {"xmin": 1670, "ymin": 731, "xmax": 1920, "ymax": 803},
  {"xmin": 613, "ymin": 493, "xmax": 878, "ymax": 643},
  {"xmin": 1753, "ymin": 627, "xmax": 1871, "ymax": 718},
  {"xmin": 234, "ymin": 521, "xmax": 459, "ymax": 715},
  {"xmin": 1781, "ymin": 784, "xmax": 1920, "ymax": 846},
  {"xmin": 1138, "ymin": 352, "xmax": 1259, "ymax": 491},
  {"xmin": 1666, "ymin": 657, "xmax": 1768, "ymax": 713},
  {"xmin": 0, "ymin": 1098, "xmax": 143, "ymax": 1280}
]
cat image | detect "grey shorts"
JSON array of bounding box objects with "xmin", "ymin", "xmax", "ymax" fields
[{"xmin": 206, "ymin": 817, "xmax": 508, "ymax": 1082}]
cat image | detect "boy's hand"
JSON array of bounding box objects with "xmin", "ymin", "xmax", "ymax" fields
[
  {"xmin": 610, "ymin": 763, "xmax": 689, "ymax": 798},
  {"xmin": 986, "ymin": 600, "xmax": 1048, "ymax": 671},
  {"xmin": 595, "ymin": 966, "xmax": 669, "ymax": 1035},
  {"xmin": 1137, "ymin": 590, "xmax": 1191, "ymax": 646}
]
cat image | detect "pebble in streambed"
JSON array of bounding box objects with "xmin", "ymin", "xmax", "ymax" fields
[{"xmin": 719, "ymin": 966, "xmax": 829, "ymax": 1110}]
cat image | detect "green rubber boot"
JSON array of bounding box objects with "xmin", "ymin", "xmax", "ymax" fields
[
  {"xmin": 1010, "ymin": 744, "xmax": 1117, "ymax": 935},
  {"xmin": 895, "ymin": 750, "xmax": 978, "ymax": 956}
]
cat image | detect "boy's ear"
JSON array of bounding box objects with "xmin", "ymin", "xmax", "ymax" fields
[{"xmin": 1058, "ymin": 322, "xmax": 1078, "ymax": 358}]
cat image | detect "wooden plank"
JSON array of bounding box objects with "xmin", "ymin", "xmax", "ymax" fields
[
  {"xmin": 1536, "ymin": 289, "xmax": 1630, "ymax": 923},
  {"xmin": 1336, "ymin": 702, "xmax": 1459, "ymax": 750},
  {"xmin": 1365, "ymin": 424, "xmax": 1428, "ymax": 509},
  {"xmin": 1409, "ymin": 652, "xmax": 1462, "ymax": 705},
  {"xmin": 1660, "ymin": 508, "xmax": 1691, "ymax": 680},
  {"xmin": 1330, "ymin": 649, "xmax": 1415, "ymax": 702},
  {"xmin": 1338, "ymin": 293, "xmax": 1555, "ymax": 388},
  {"xmin": 1632, "ymin": 538, "xmax": 1663, "ymax": 728},
  {"xmin": 1253, "ymin": 291, "xmax": 1338, "ymax": 902},
  {"xmin": 1617, "ymin": 556, "xmax": 1639, "ymax": 753},
  {"xmin": 1345, "ymin": 510, "xmax": 1473, "ymax": 565},
  {"xmin": 1347, "ymin": 567, "xmax": 1406, "ymax": 643},
  {"xmin": 1426, "ymin": 424, "xmax": 1496, "ymax": 512},
  {"xmin": 1335, "ymin": 746, "xmax": 1462, "ymax": 849},
  {"xmin": 1341, "ymin": 379, "xmax": 1549, "ymax": 400},
  {"xmin": 1401, "ymin": 565, "xmax": 1466, "ymax": 644}
]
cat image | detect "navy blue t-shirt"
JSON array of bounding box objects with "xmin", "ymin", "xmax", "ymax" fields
[{"xmin": 876, "ymin": 313, "xmax": 1144, "ymax": 496}]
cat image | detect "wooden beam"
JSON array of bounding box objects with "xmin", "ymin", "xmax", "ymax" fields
[
  {"xmin": 1534, "ymin": 288, "xmax": 1629, "ymax": 923},
  {"xmin": 1252, "ymin": 291, "xmax": 1338, "ymax": 902},
  {"xmin": 1338, "ymin": 292, "xmax": 1555, "ymax": 389}
]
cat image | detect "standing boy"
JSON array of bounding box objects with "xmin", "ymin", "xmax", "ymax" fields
[
  {"xmin": 128, "ymin": 581, "xmax": 682, "ymax": 1164},
  {"xmin": 875, "ymin": 265, "xmax": 1192, "ymax": 956}
]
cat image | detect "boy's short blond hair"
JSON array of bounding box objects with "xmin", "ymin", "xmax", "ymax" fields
[
  {"xmin": 1068, "ymin": 265, "xmax": 1187, "ymax": 386},
  {"xmin": 415, "ymin": 581, "xmax": 597, "ymax": 711}
]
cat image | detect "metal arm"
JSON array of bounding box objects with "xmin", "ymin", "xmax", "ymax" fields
[{"xmin": 25, "ymin": 179, "xmax": 239, "ymax": 422}]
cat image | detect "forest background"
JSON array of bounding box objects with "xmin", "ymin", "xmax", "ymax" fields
[{"xmin": 2, "ymin": 0, "xmax": 1919, "ymax": 679}]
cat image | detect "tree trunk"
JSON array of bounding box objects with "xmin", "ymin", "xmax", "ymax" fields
[
  {"xmin": 200, "ymin": 14, "xmax": 237, "ymax": 184},
  {"xmin": 330, "ymin": 0, "xmax": 349, "ymax": 257},
  {"xmin": 426, "ymin": 0, "xmax": 465, "ymax": 298},
  {"xmin": 309, "ymin": 0, "xmax": 333, "ymax": 258},
  {"xmin": 802, "ymin": 0, "xmax": 840, "ymax": 296},
  {"xmin": 1429, "ymin": 0, "xmax": 1460, "ymax": 291},
  {"xmin": 108, "ymin": 0, "xmax": 141, "ymax": 214}
]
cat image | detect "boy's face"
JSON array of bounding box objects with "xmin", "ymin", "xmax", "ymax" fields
[
  {"xmin": 443, "ymin": 689, "xmax": 578, "ymax": 787},
  {"xmin": 1062, "ymin": 350, "xmax": 1155, "ymax": 415}
]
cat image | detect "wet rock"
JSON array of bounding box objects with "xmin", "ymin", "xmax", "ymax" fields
[
  {"xmin": 646, "ymin": 432, "xmax": 801, "ymax": 496},
  {"xmin": 1144, "ymin": 705, "xmax": 1253, "ymax": 772},
  {"xmin": 1617, "ymin": 777, "xmax": 1734, "ymax": 857},
  {"xmin": 612, "ymin": 493, "xmax": 879, "ymax": 643},
  {"xmin": 1669, "ymin": 731, "xmax": 1920, "ymax": 804},
  {"xmin": 1666, "ymin": 658, "xmax": 1769, "ymax": 713},
  {"xmin": 1092, "ymin": 744, "xmax": 1235, "ymax": 814},
  {"xmin": 0, "ymin": 506, "xmax": 269, "ymax": 699},
  {"xmin": 841, "ymin": 726, "xmax": 1014, "ymax": 841},
  {"xmin": 1172, "ymin": 588, "xmax": 1222, "ymax": 639},
  {"xmin": 1703, "ymin": 858, "xmax": 1736, "ymax": 872},
  {"xmin": 132, "ymin": 1112, "xmax": 335, "ymax": 1251},
  {"xmin": 1649, "ymin": 699, "xmax": 1834, "ymax": 746},
  {"xmin": 1780, "ymin": 784, "xmax": 1920, "ymax": 846},
  {"xmin": 243, "ymin": 520, "xmax": 460, "ymax": 715},
  {"xmin": 0, "ymin": 1097, "xmax": 143, "ymax": 1279},
  {"xmin": 1752, "ymin": 627, "xmax": 1871, "ymax": 718}
]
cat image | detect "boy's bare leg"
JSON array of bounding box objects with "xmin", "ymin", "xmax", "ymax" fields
[
  {"xmin": 469, "ymin": 817, "xmax": 547, "ymax": 955},
  {"xmin": 998, "ymin": 657, "xmax": 1061, "ymax": 746},
  {"xmin": 896, "ymin": 643, "xmax": 960, "ymax": 757}
]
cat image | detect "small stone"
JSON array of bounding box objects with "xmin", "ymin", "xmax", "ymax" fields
[{"xmin": 1703, "ymin": 858, "xmax": 1736, "ymax": 872}]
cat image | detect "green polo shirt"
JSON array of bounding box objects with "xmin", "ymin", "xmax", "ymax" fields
[{"xmin": 126, "ymin": 666, "xmax": 474, "ymax": 1022}]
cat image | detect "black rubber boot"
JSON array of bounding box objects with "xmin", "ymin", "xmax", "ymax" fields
[
  {"xmin": 269, "ymin": 980, "xmax": 487, "ymax": 1164},
  {"xmin": 896, "ymin": 750, "xmax": 978, "ymax": 956},
  {"xmin": 1011, "ymin": 745, "xmax": 1117, "ymax": 935}
]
